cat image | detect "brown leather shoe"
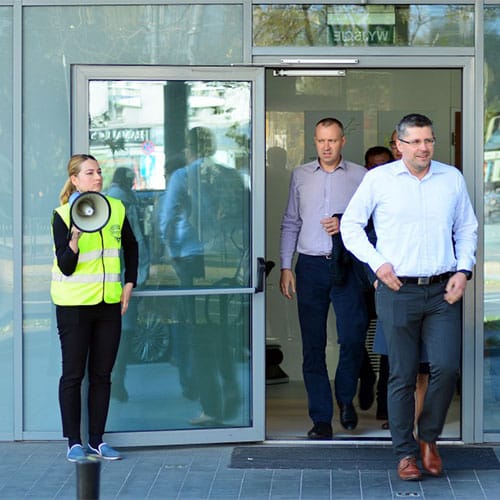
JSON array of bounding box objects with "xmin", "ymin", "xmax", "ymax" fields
[
  {"xmin": 398, "ymin": 456, "xmax": 422, "ymax": 481},
  {"xmin": 420, "ymin": 440, "xmax": 442, "ymax": 476}
]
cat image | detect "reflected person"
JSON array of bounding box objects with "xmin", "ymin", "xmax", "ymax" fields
[
  {"xmin": 159, "ymin": 126, "xmax": 246, "ymax": 425},
  {"xmin": 107, "ymin": 167, "xmax": 151, "ymax": 402}
]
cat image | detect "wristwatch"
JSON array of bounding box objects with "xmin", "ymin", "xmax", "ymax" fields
[{"xmin": 457, "ymin": 269, "xmax": 473, "ymax": 280}]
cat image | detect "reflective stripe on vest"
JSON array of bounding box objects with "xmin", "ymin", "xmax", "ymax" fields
[
  {"xmin": 50, "ymin": 196, "xmax": 125, "ymax": 306},
  {"xmin": 76, "ymin": 248, "xmax": 120, "ymax": 263},
  {"xmin": 51, "ymin": 272, "xmax": 122, "ymax": 283}
]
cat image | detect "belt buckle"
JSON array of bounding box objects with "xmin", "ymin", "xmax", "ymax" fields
[
  {"xmin": 418, "ymin": 277, "xmax": 430, "ymax": 285},
  {"xmin": 325, "ymin": 254, "xmax": 332, "ymax": 260}
]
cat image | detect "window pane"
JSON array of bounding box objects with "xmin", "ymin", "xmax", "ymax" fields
[
  {"xmin": 484, "ymin": 6, "xmax": 500, "ymax": 433},
  {"xmin": 88, "ymin": 78, "xmax": 254, "ymax": 433},
  {"xmin": 253, "ymin": 4, "xmax": 474, "ymax": 47},
  {"xmin": 107, "ymin": 294, "xmax": 251, "ymax": 431},
  {"xmin": 89, "ymin": 80, "xmax": 251, "ymax": 291},
  {"xmin": 0, "ymin": 6, "xmax": 13, "ymax": 436}
]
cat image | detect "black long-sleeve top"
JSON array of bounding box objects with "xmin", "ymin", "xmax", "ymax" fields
[{"xmin": 52, "ymin": 211, "xmax": 139, "ymax": 287}]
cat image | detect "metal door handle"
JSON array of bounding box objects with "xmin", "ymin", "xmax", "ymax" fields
[{"xmin": 255, "ymin": 257, "xmax": 266, "ymax": 293}]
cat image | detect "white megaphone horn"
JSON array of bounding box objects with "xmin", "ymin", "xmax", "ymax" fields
[{"xmin": 70, "ymin": 191, "xmax": 111, "ymax": 233}]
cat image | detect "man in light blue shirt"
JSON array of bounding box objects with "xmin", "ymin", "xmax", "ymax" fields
[
  {"xmin": 341, "ymin": 114, "xmax": 477, "ymax": 481},
  {"xmin": 159, "ymin": 127, "xmax": 247, "ymax": 425},
  {"xmin": 280, "ymin": 117, "xmax": 369, "ymax": 439}
]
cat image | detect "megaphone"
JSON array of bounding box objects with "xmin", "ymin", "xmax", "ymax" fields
[{"xmin": 70, "ymin": 191, "xmax": 111, "ymax": 233}]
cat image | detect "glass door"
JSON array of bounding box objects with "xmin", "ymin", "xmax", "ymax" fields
[{"xmin": 72, "ymin": 65, "xmax": 265, "ymax": 446}]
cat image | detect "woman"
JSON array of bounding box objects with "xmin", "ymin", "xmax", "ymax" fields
[{"xmin": 50, "ymin": 154, "xmax": 138, "ymax": 462}]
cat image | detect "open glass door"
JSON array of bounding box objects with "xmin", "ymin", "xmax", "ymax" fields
[{"xmin": 72, "ymin": 65, "xmax": 265, "ymax": 446}]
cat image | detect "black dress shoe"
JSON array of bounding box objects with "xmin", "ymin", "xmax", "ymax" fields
[
  {"xmin": 339, "ymin": 403, "xmax": 358, "ymax": 430},
  {"xmin": 358, "ymin": 370, "xmax": 376, "ymax": 411},
  {"xmin": 376, "ymin": 405, "xmax": 388, "ymax": 420},
  {"xmin": 307, "ymin": 422, "xmax": 332, "ymax": 440}
]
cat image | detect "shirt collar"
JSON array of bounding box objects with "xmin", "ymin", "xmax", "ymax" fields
[
  {"xmin": 392, "ymin": 159, "xmax": 439, "ymax": 179},
  {"xmin": 312, "ymin": 157, "xmax": 346, "ymax": 172}
]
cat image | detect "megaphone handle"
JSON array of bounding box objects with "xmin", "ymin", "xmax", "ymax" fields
[{"xmin": 69, "ymin": 228, "xmax": 81, "ymax": 253}]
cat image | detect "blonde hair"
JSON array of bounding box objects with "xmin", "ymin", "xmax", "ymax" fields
[{"xmin": 59, "ymin": 154, "xmax": 97, "ymax": 205}]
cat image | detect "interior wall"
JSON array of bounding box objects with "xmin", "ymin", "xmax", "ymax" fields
[{"xmin": 265, "ymin": 68, "xmax": 462, "ymax": 381}]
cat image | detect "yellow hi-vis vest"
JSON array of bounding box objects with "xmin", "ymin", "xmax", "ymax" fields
[{"xmin": 50, "ymin": 196, "xmax": 125, "ymax": 306}]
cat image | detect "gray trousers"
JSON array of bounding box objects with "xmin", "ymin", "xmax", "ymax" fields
[{"xmin": 375, "ymin": 281, "xmax": 461, "ymax": 459}]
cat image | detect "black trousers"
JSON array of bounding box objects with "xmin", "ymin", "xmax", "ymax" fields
[{"xmin": 56, "ymin": 302, "xmax": 121, "ymax": 441}]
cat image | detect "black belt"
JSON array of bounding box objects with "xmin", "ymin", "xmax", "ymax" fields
[
  {"xmin": 397, "ymin": 272, "xmax": 454, "ymax": 285},
  {"xmin": 302, "ymin": 254, "xmax": 333, "ymax": 259}
]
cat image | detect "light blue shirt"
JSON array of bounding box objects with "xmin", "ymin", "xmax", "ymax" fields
[
  {"xmin": 280, "ymin": 158, "xmax": 366, "ymax": 269},
  {"xmin": 340, "ymin": 159, "xmax": 478, "ymax": 276},
  {"xmin": 159, "ymin": 158, "xmax": 246, "ymax": 259}
]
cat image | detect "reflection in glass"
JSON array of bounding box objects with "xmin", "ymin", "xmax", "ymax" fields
[
  {"xmin": 0, "ymin": 6, "xmax": 13, "ymax": 435},
  {"xmin": 107, "ymin": 294, "xmax": 251, "ymax": 431},
  {"xmin": 484, "ymin": 6, "xmax": 500, "ymax": 433},
  {"xmin": 90, "ymin": 81, "xmax": 167, "ymax": 192},
  {"xmin": 159, "ymin": 126, "xmax": 249, "ymax": 291},
  {"xmin": 89, "ymin": 78, "xmax": 253, "ymax": 433},
  {"xmin": 253, "ymin": 4, "xmax": 474, "ymax": 47},
  {"xmin": 107, "ymin": 167, "xmax": 151, "ymax": 289},
  {"xmin": 89, "ymin": 80, "xmax": 251, "ymax": 290}
]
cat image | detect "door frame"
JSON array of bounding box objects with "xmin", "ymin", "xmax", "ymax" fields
[
  {"xmin": 257, "ymin": 55, "xmax": 480, "ymax": 444},
  {"xmin": 72, "ymin": 64, "xmax": 267, "ymax": 446}
]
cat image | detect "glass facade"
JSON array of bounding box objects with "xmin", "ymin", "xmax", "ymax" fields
[
  {"xmin": 0, "ymin": 6, "xmax": 13, "ymax": 437},
  {"xmin": 483, "ymin": 5, "xmax": 500, "ymax": 434},
  {"xmin": 21, "ymin": 4, "xmax": 244, "ymax": 435},
  {"xmin": 253, "ymin": 4, "xmax": 474, "ymax": 47},
  {"xmin": 0, "ymin": 0, "xmax": 497, "ymax": 443}
]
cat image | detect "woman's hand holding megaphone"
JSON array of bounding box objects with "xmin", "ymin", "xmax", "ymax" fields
[{"xmin": 69, "ymin": 227, "xmax": 82, "ymax": 254}]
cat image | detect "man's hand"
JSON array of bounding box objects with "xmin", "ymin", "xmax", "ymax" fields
[
  {"xmin": 280, "ymin": 269, "xmax": 296, "ymax": 300},
  {"xmin": 320, "ymin": 215, "xmax": 340, "ymax": 236},
  {"xmin": 444, "ymin": 272, "xmax": 467, "ymax": 304},
  {"xmin": 375, "ymin": 262, "xmax": 402, "ymax": 291}
]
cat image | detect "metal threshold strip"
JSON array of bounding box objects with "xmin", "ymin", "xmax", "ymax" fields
[{"xmin": 263, "ymin": 439, "xmax": 465, "ymax": 446}]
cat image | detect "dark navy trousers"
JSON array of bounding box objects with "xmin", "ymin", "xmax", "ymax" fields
[{"xmin": 295, "ymin": 253, "xmax": 369, "ymax": 424}]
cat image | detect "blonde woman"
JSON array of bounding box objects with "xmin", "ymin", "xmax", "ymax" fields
[{"xmin": 51, "ymin": 154, "xmax": 138, "ymax": 462}]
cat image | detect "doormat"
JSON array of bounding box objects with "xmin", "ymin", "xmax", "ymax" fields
[{"xmin": 230, "ymin": 445, "xmax": 500, "ymax": 470}]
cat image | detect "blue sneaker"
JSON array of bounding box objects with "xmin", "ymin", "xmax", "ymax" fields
[
  {"xmin": 87, "ymin": 442, "xmax": 122, "ymax": 460},
  {"xmin": 67, "ymin": 444, "xmax": 86, "ymax": 462}
]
